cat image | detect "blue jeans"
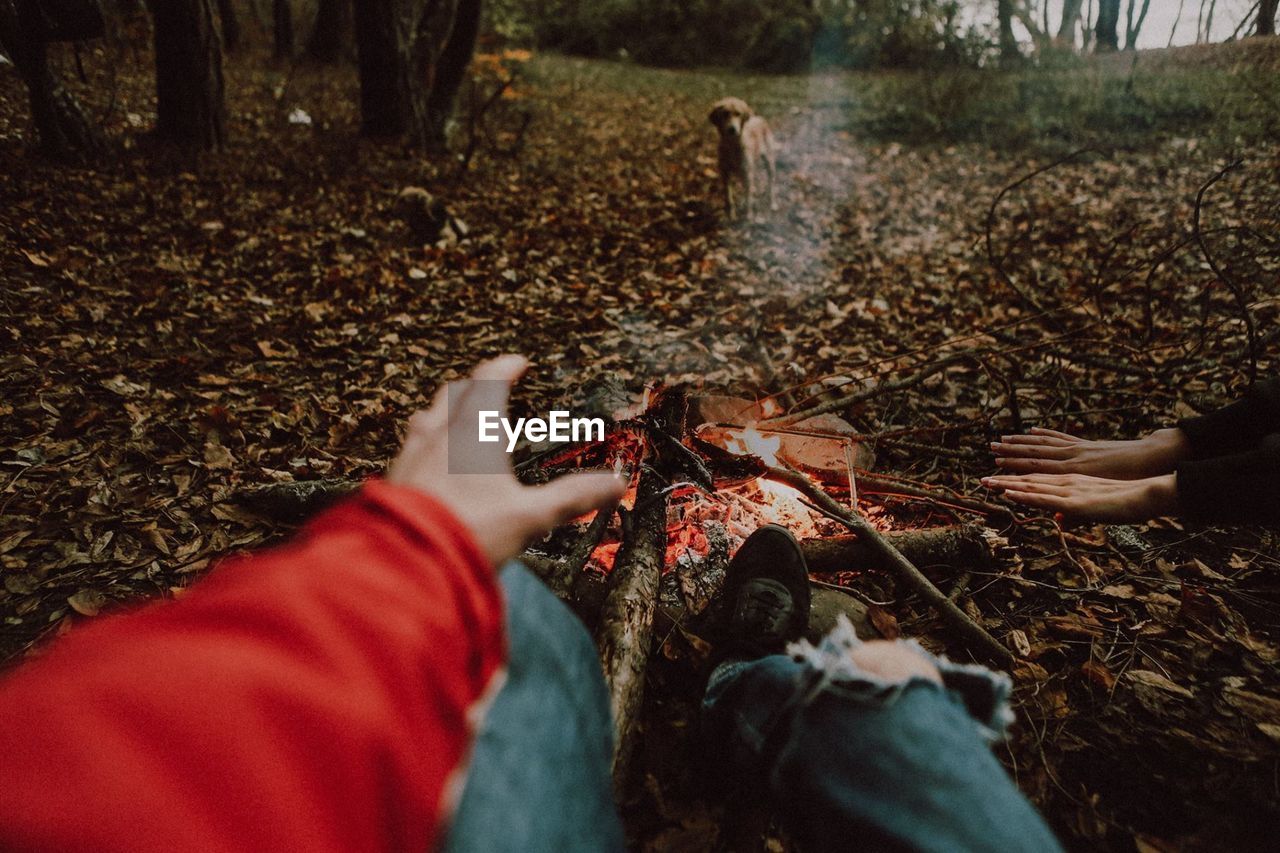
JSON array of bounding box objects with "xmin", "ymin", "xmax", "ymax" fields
[
  {"xmin": 444, "ymin": 562, "xmax": 625, "ymax": 853},
  {"xmin": 702, "ymin": 619, "xmax": 1062, "ymax": 852},
  {"xmin": 444, "ymin": 564, "xmax": 1060, "ymax": 852}
]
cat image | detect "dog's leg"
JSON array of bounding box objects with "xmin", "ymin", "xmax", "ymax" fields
[
  {"xmin": 724, "ymin": 178, "xmax": 736, "ymax": 220},
  {"xmin": 745, "ymin": 161, "xmax": 758, "ymax": 222},
  {"xmin": 766, "ymin": 147, "xmax": 777, "ymax": 213}
]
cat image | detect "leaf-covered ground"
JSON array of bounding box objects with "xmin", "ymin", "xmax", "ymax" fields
[{"xmin": 2, "ymin": 35, "xmax": 1279, "ymax": 851}]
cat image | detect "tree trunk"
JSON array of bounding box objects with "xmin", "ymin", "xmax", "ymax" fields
[
  {"xmin": 1169, "ymin": 0, "xmax": 1186, "ymax": 47},
  {"xmin": 1124, "ymin": 0, "xmax": 1151, "ymax": 49},
  {"xmin": 1057, "ymin": 0, "xmax": 1085, "ymax": 46},
  {"xmin": 215, "ymin": 0, "xmax": 239, "ymax": 50},
  {"xmin": 353, "ymin": 0, "xmax": 458, "ymax": 147},
  {"xmin": 272, "ymin": 0, "xmax": 292, "ymax": 58},
  {"xmin": 1095, "ymin": 0, "xmax": 1120, "ymax": 51},
  {"xmin": 1257, "ymin": 0, "xmax": 1276, "ymax": 35},
  {"xmin": 1202, "ymin": 0, "xmax": 1218, "ymax": 43},
  {"xmin": 306, "ymin": 0, "xmax": 350, "ymax": 61},
  {"xmin": 423, "ymin": 0, "xmax": 479, "ymax": 151},
  {"xmin": 0, "ymin": 0, "xmax": 105, "ymax": 159},
  {"xmin": 148, "ymin": 0, "xmax": 226, "ymax": 149},
  {"xmin": 997, "ymin": 0, "xmax": 1020, "ymax": 63}
]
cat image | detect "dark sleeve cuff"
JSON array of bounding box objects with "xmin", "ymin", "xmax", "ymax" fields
[
  {"xmin": 1175, "ymin": 434, "xmax": 1280, "ymax": 525},
  {"xmin": 1177, "ymin": 378, "xmax": 1280, "ymax": 459}
]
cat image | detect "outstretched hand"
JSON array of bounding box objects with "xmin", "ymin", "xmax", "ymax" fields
[
  {"xmin": 990, "ymin": 427, "xmax": 1190, "ymax": 480},
  {"xmin": 981, "ymin": 472, "xmax": 1179, "ymax": 523},
  {"xmin": 387, "ymin": 355, "xmax": 625, "ymax": 569}
]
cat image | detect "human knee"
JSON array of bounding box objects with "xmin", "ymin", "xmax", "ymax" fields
[{"xmin": 849, "ymin": 641, "xmax": 942, "ymax": 686}]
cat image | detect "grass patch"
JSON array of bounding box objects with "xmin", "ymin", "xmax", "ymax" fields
[{"xmin": 526, "ymin": 42, "xmax": 1280, "ymax": 152}]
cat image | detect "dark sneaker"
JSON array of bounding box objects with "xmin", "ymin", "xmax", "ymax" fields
[{"xmin": 717, "ymin": 524, "xmax": 811, "ymax": 659}]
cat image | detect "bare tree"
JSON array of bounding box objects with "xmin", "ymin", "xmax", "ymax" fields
[
  {"xmin": 1169, "ymin": 0, "xmax": 1186, "ymax": 47},
  {"xmin": 1057, "ymin": 0, "xmax": 1085, "ymax": 46},
  {"xmin": 1258, "ymin": 0, "xmax": 1277, "ymax": 35},
  {"xmin": 148, "ymin": 0, "xmax": 226, "ymax": 149},
  {"xmin": 0, "ymin": 0, "xmax": 106, "ymax": 159},
  {"xmin": 272, "ymin": 0, "xmax": 292, "ymax": 58},
  {"xmin": 306, "ymin": 0, "xmax": 350, "ymax": 61},
  {"xmin": 354, "ymin": 0, "xmax": 459, "ymax": 147},
  {"xmin": 1197, "ymin": 0, "xmax": 1218, "ymax": 43},
  {"xmin": 997, "ymin": 0, "xmax": 1019, "ymax": 63},
  {"xmin": 1095, "ymin": 0, "xmax": 1120, "ymax": 51},
  {"xmin": 1124, "ymin": 0, "xmax": 1151, "ymax": 49},
  {"xmin": 215, "ymin": 0, "xmax": 240, "ymax": 51},
  {"xmin": 423, "ymin": 0, "xmax": 480, "ymax": 150}
]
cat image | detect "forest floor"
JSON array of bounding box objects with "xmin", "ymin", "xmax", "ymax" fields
[{"xmin": 2, "ymin": 34, "xmax": 1280, "ymax": 852}]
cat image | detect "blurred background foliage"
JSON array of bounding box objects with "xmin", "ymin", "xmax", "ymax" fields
[{"xmin": 485, "ymin": 0, "xmax": 992, "ymax": 73}]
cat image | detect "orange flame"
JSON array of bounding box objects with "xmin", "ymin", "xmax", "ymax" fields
[{"xmin": 724, "ymin": 423, "xmax": 781, "ymax": 466}]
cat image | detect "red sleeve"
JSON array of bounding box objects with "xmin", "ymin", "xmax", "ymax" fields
[{"xmin": 0, "ymin": 479, "xmax": 506, "ymax": 853}]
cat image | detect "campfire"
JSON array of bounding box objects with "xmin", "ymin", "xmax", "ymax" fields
[
  {"xmin": 515, "ymin": 387, "xmax": 1015, "ymax": 781},
  {"xmin": 239, "ymin": 383, "xmax": 1016, "ymax": 785}
]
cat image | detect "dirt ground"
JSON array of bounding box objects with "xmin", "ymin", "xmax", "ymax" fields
[{"xmin": 2, "ymin": 36, "xmax": 1279, "ymax": 851}]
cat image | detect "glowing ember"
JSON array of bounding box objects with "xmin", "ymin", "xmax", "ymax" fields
[{"xmin": 575, "ymin": 398, "xmax": 882, "ymax": 580}]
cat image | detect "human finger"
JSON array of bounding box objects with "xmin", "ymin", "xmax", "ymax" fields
[
  {"xmin": 1000, "ymin": 489, "xmax": 1071, "ymax": 513},
  {"xmin": 526, "ymin": 471, "xmax": 627, "ymax": 531},
  {"xmin": 1028, "ymin": 427, "xmax": 1081, "ymax": 441},
  {"xmin": 994, "ymin": 456, "xmax": 1066, "ymax": 473},
  {"xmin": 989, "ymin": 479, "xmax": 1073, "ymax": 497},
  {"xmin": 990, "ymin": 441, "xmax": 1074, "ymax": 459},
  {"xmin": 451, "ymin": 355, "xmax": 527, "ymax": 425},
  {"xmin": 407, "ymin": 382, "xmax": 453, "ymax": 438},
  {"xmin": 996, "ymin": 434, "xmax": 1073, "ymax": 448}
]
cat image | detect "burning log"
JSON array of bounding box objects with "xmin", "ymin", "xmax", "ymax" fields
[
  {"xmin": 524, "ymin": 504, "xmax": 618, "ymax": 598},
  {"xmin": 594, "ymin": 388, "xmax": 688, "ymax": 787},
  {"xmin": 801, "ymin": 524, "xmax": 996, "ymax": 575},
  {"xmin": 596, "ymin": 462, "xmax": 669, "ymax": 788},
  {"xmin": 763, "ymin": 463, "xmax": 1015, "ymax": 666}
]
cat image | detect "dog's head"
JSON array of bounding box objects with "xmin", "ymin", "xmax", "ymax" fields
[{"xmin": 709, "ymin": 97, "xmax": 753, "ymax": 139}]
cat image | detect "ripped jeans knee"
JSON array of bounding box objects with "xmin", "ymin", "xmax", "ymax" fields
[
  {"xmin": 705, "ymin": 615, "xmax": 1014, "ymax": 753},
  {"xmin": 701, "ymin": 617, "xmax": 1060, "ymax": 853}
]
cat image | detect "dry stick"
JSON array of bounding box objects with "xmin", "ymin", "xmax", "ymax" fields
[
  {"xmin": 1192, "ymin": 160, "xmax": 1257, "ymax": 385},
  {"xmin": 566, "ymin": 508, "xmax": 622, "ymax": 605},
  {"xmin": 760, "ymin": 298, "xmax": 1092, "ymax": 415},
  {"xmin": 764, "ymin": 357, "xmax": 962, "ymax": 427},
  {"xmin": 523, "ymin": 504, "xmax": 618, "ymax": 597},
  {"xmin": 595, "ymin": 462, "xmax": 669, "ymax": 789},
  {"xmin": 985, "ymin": 147, "xmax": 1099, "ymax": 322},
  {"xmin": 1141, "ymin": 234, "xmax": 1196, "ymax": 343},
  {"xmin": 855, "ymin": 472, "xmax": 1014, "ymax": 520},
  {"xmin": 801, "ymin": 525, "xmax": 992, "ymax": 575},
  {"xmin": 762, "ymin": 463, "xmax": 1015, "ymax": 666}
]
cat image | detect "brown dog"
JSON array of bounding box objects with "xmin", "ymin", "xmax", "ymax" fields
[{"xmin": 708, "ymin": 97, "xmax": 777, "ymax": 221}]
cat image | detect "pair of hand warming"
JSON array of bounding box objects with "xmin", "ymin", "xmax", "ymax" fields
[
  {"xmin": 387, "ymin": 355, "xmax": 625, "ymax": 568},
  {"xmin": 981, "ymin": 427, "xmax": 1189, "ymax": 522}
]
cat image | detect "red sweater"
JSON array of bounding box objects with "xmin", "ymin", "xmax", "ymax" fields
[{"xmin": 0, "ymin": 480, "xmax": 507, "ymax": 852}]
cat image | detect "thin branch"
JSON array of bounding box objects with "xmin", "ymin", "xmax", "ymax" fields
[
  {"xmin": 1192, "ymin": 160, "xmax": 1257, "ymax": 384},
  {"xmin": 762, "ymin": 463, "xmax": 1015, "ymax": 665},
  {"xmin": 985, "ymin": 148, "xmax": 1099, "ymax": 320}
]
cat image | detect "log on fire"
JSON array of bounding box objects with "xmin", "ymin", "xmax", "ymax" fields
[
  {"xmin": 596, "ymin": 460, "xmax": 668, "ymax": 789},
  {"xmin": 801, "ymin": 524, "xmax": 999, "ymax": 575}
]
